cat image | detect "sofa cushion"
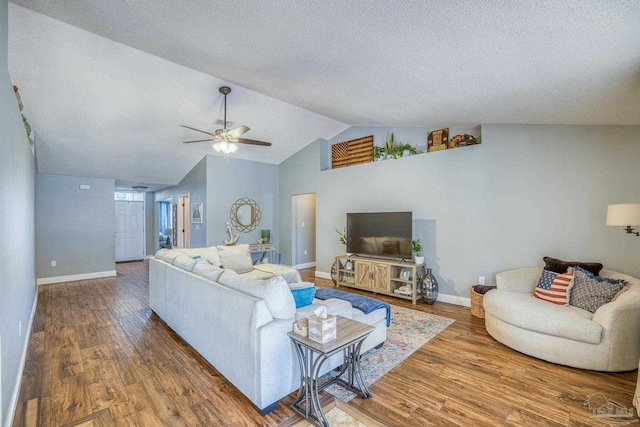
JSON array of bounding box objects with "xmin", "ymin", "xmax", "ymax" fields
[
  {"xmin": 172, "ymin": 254, "xmax": 199, "ymax": 272},
  {"xmin": 155, "ymin": 249, "xmax": 182, "ymax": 263},
  {"xmin": 217, "ymin": 244, "xmax": 253, "ymax": 274},
  {"xmin": 288, "ymin": 282, "xmax": 315, "ymax": 308},
  {"xmin": 543, "ymin": 256, "xmax": 603, "ymax": 276},
  {"xmin": 253, "ymin": 264, "xmax": 302, "ymax": 284},
  {"xmin": 174, "ymin": 247, "xmax": 221, "ymax": 266},
  {"xmin": 219, "ymin": 274, "xmax": 296, "ymax": 319},
  {"xmin": 483, "ymin": 290, "xmax": 602, "ymax": 344},
  {"xmin": 192, "ymin": 260, "xmax": 225, "ymax": 282},
  {"xmin": 569, "ymin": 266, "xmax": 627, "ymax": 313},
  {"xmin": 352, "ymin": 307, "xmax": 388, "ymax": 326},
  {"xmin": 533, "ymin": 270, "xmax": 573, "ymax": 305}
]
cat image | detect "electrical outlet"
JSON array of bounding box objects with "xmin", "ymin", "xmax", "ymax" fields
[
  {"xmin": 479, "ymin": 276, "xmax": 485, "ymax": 285},
  {"xmin": 19, "ymin": 321, "xmax": 22, "ymax": 337},
  {"xmin": 304, "ymin": 250, "xmax": 307, "ymax": 255},
  {"xmin": 51, "ymin": 261, "xmax": 57, "ymax": 267},
  {"xmin": 301, "ymin": 222, "xmax": 305, "ymax": 227}
]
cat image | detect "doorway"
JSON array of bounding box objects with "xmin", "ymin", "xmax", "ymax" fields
[
  {"xmin": 115, "ymin": 199, "xmax": 145, "ymax": 262},
  {"xmin": 291, "ymin": 193, "xmax": 316, "ymax": 269},
  {"xmin": 176, "ymin": 194, "xmax": 190, "ymax": 248}
]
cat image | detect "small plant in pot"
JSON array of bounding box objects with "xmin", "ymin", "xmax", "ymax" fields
[
  {"xmin": 412, "ymin": 239, "xmax": 424, "ymax": 265},
  {"xmin": 395, "ymin": 143, "xmax": 417, "ymax": 158},
  {"xmin": 373, "ymin": 146, "xmax": 386, "ymax": 161}
]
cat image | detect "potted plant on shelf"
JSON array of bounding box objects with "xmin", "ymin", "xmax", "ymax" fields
[
  {"xmin": 384, "ymin": 132, "xmax": 396, "ymax": 160},
  {"xmin": 373, "ymin": 146, "xmax": 385, "ymax": 161},
  {"xmin": 412, "ymin": 239, "xmax": 424, "ymax": 265},
  {"xmin": 394, "ymin": 143, "xmax": 417, "ymax": 159}
]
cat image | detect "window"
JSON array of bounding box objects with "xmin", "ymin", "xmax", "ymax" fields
[{"xmin": 115, "ymin": 191, "xmax": 144, "ymax": 201}]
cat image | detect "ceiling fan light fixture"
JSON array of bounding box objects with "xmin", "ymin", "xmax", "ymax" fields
[{"xmin": 213, "ymin": 139, "xmax": 238, "ymax": 155}]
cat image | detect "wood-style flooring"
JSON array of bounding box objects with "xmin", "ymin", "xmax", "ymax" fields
[{"xmin": 12, "ymin": 260, "xmax": 639, "ymax": 426}]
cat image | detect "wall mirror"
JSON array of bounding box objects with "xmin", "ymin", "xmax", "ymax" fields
[{"xmin": 230, "ymin": 197, "xmax": 262, "ymax": 232}]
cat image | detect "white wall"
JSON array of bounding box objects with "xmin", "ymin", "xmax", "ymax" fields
[
  {"xmin": 0, "ymin": 0, "xmax": 37, "ymax": 423},
  {"xmin": 280, "ymin": 124, "xmax": 640, "ymax": 299},
  {"xmin": 292, "ymin": 193, "xmax": 316, "ymax": 267}
]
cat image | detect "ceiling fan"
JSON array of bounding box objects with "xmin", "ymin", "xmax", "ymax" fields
[{"xmin": 181, "ymin": 86, "xmax": 271, "ymax": 157}]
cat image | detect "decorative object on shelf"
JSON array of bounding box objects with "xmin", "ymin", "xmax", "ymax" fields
[
  {"xmin": 606, "ymin": 203, "xmax": 640, "ymax": 237},
  {"xmin": 384, "ymin": 132, "xmax": 397, "ymax": 159},
  {"xmin": 345, "ymin": 259, "xmax": 353, "ymax": 270},
  {"xmin": 229, "ymin": 197, "xmax": 262, "ymax": 232},
  {"xmin": 393, "ymin": 143, "xmax": 417, "ymax": 159},
  {"xmin": 373, "ymin": 146, "xmax": 385, "ymax": 161},
  {"xmin": 336, "ymin": 226, "xmax": 347, "ymax": 246},
  {"xmin": 13, "ymin": 85, "xmax": 34, "ymax": 148},
  {"xmin": 400, "ymin": 267, "xmax": 412, "ymax": 280},
  {"xmin": 191, "ymin": 202, "xmax": 203, "ymax": 223},
  {"xmin": 427, "ymin": 128, "xmax": 449, "ymax": 152},
  {"xmin": 331, "ymin": 135, "xmax": 374, "ymax": 168},
  {"xmin": 422, "ymin": 268, "xmax": 439, "ymax": 304},
  {"xmin": 224, "ymin": 221, "xmax": 239, "ymax": 245},
  {"xmin": 448, "ymin": 134, "xmax": 479, "ymax": 148},
  {"xmin": 261, "ymin": 229, "xmax": 270, "ymax": 243},
  {"xmin": 412, "ymin": 239, "xmax": 424, "ymax": 265}
]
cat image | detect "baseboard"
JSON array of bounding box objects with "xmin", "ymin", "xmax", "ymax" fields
[
  {"xmin": 295, "ymin": 261, "xmax": 316, "ymax": 270},
  {"xmin": 36, "ymin": 270, "xmax": 117, "ymax": 285},
  {"xmin": 315, "ymin": 270, "xmax": 331, "ymax": 280},
  {"xmin": 436, "ymin": 293, "xmax": 471, "ymax": 307},
  {"xmin": 5, "ymin": 290, "xmax": 38, "ymax": 427}
]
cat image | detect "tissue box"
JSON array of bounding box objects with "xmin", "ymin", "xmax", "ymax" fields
[{"xmin": 308, "ymin": 314, "xmax": 337, "ymax": 343}]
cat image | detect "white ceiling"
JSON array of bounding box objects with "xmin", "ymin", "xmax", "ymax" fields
[{"xmin": 8, "ymin": 1, "xmax": 640, "ymax": 190}]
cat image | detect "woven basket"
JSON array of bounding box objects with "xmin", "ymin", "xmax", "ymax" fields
[{"xmin": 470, "ymin": 286, "xmax": 485, "ymax": 318}]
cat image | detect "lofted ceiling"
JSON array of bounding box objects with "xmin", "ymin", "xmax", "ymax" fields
[{"xmin": 8, "ymin": 1, "xmax": 640, "ymax": 190}]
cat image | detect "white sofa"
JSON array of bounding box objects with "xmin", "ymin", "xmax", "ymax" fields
[
  {"xmin": 149, "ymin": 247, "xmax": 387, "ymax": 414},
  {"xmin": 483, "ymin": 267, "xmax": 640, "ymax": 372}
]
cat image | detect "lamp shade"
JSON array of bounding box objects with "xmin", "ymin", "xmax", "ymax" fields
[{"xmin": 606, "ymin": 203, "xmax": 640, "ymax": 226}]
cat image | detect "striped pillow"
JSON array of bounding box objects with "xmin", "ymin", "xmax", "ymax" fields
[{"xmin": 533, "ymin": 270, "xmax": 574, "ymax": 305}]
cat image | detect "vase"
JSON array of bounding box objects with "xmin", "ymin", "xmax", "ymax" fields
[
  {"xmin": 422, "ymin": 268, "xmax": 438, "ymax": 305},
  {"xmin": 414, "ymin": 256, "xmax": 424, "ymax": 265}
]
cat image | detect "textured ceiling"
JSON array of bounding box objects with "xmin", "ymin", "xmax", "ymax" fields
[{"xmin": 8, "ymin": 1, "xmax": 640, "ymax": 189}]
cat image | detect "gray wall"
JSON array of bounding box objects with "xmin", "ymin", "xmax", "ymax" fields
[
  {"xmin": 206, "ymin": 155, "xmax": 279, "ymax": 248},
  {"xmin": 280, "ymin": 124, "xmax": 640, "ymax": 299},
  {"xmin": 144, "ymin": 193, "xmax": 154, "ymax": 256},
  {"xmin": 0, "ymin": 0, "xmax": 37, "ymax": 421},
  {"xmin": 292, "ymin": 193, "xmax": 316, "ymax": 267},
  {"xmin": 279, "ymin": 139, "xmax": 325, "ymax": 265},
  {"xmin": 35, "ymin": 174, "xmax": 115, "ymax": 279},
  {"xmin": 154, "ymin": 156, "xmax": 207, "ymax": 250}
]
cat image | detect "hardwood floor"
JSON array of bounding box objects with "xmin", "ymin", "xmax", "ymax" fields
[{"xmin": 12, "ymin": 261, "xmax": 639, "ymax": 426}]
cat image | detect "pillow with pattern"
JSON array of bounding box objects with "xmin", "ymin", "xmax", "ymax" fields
[
  {"xmin": 533, "ymin": 270, "xmax": 574, "ymax": 305},
  {"xmin": 569, "ymin": 266, "xmax": 627, "ymax": 313}
]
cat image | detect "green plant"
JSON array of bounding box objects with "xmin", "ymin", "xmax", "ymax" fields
[
  {"xmin": 373, "ymin": 146, "xmax": 385, "ymax": 160},
  {"xmin": 336, "ymin": 226, "xmax": 347, "ymax": 246},
  {"xmin": 384, "ymin": 132, "xmax": 396, "ymax": 155},
  {"xmin": 412, "ymin": 239, "xmax": 422, "ymax": 255},
  {"xmin": 393, "ymin": 143, "xmax": 417, "ymax": 158}
]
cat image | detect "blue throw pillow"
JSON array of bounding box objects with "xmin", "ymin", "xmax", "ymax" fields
[{"xmin": 290, "ymin": 286, "xmax": 316, "ymax": 308}]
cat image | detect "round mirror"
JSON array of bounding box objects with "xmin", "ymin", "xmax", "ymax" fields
[{"xmin": 230, "ymin": 198, "xmax": 262, "ymax": 232}]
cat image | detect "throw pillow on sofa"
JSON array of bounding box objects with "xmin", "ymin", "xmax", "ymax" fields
[
  {"xmin": 533, "ymin": 270, "xmax": 574, "ymax": 305},
  {"xmin": 569, "ymin": 266, "xmax": 627, "ymax": 313},
  {"xmin": 217, "ymin": 244, "xmax": 254, "ymax": 274},
  {"xmin": 219, "ymin": 274, "xmax": 296, "ymax": 319},
  {"xmin": 288, "ymin": 282, "xmax": 316, "ymax": 308},
  {"xmin": 543, "ymin": 256, "xmax": 603, "ymax": 276}
]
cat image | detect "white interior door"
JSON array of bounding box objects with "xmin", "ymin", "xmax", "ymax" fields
[{"xmin": 115, "ymin": 200, "xmax": 145, "ymax": 261}]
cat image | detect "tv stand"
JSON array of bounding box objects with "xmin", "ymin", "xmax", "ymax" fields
[{"xmin": 335, "ymin": 255, "xmax": 421, "ymax": 304}]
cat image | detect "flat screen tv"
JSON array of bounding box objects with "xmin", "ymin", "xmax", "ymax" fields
[{"xmin": 346, "ymin": 212, "xmax": 412, "ymax": 259}]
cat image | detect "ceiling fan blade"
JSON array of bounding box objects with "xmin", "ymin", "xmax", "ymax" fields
[
  {"xmin": 181, "ymin": 125, "xmax": 215, "ymax": 136},
  {"xmin": 226, "ymin": 125, "xmax": 250, "ymax": 138},
  {"xmin": 182, "ymin": 139, "xmax": 213, "ymax": 143},
  {"xmin": 237, "ymin": 138, "xmax": 271, "ymax": 147}
]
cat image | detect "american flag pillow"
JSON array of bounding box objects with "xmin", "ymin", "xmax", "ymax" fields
[{"xmin": 533, "ymin": 270, "xmax": 574, "ymax": 305}]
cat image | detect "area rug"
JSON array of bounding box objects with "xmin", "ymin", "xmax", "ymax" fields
[{"xmin": 324, "ymin": 305, "xmax": 455, "ymax": 403}]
